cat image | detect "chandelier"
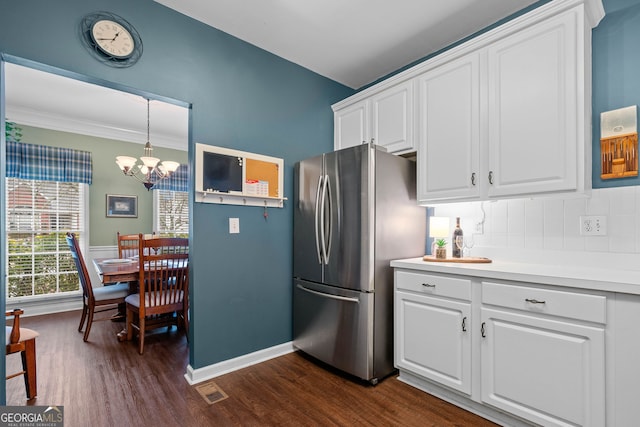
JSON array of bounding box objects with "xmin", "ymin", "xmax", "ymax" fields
[{"xmin": 115, "ymin": 99, "xmax": 180, "ymax": 190}]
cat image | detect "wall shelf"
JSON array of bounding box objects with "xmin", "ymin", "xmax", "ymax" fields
[
  {"xmin": 195, "ymin": 191, "xmax": 286, "ymax": 207},
  {"xmin": 195, "ymin": 143, "xmax": 285, "ymax": 208}
]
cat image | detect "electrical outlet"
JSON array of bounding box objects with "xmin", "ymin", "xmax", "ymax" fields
[
  {"xmin": 475, "ymin": 221, "xmax": 484, "ymax": 234},
  {"xmin": 579, "ymin": 215, "xmax": 607, "ymax": 236},
  {"xmin": 229, "ymin": 218, "xmax": 240, "ymax": 234}
]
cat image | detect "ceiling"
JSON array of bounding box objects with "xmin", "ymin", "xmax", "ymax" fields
[
  {"xmin": 5, "ymin": 63, "xmax": 189, "ymax": 151},
  {"xmin": 5, "ymin": 1, "xmax": 538, "ymax": 147},
  {"xmin": 155, "ymin": 0, "xmax": 538, "ymax": 89}
]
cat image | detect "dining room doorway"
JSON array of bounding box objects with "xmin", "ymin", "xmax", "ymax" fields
[{"xmin": 1, "ymin": 56, "xmax": 191, "ymax": 403}]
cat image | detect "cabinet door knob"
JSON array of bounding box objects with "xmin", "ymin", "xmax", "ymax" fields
[
  {"xmin": 488, "ymin": 171, "xmax": 494, "ymax": 185},
  {"xmin": 481, "ymin": 322, "xmax": 486, "ymax": 338},
  {"xmin": 525, "ymin": 298, "xmax": 546, "ymax": 304},
  {"xmin": 462, "ymin": 316, "xmax": 467, "ymax": 332},
  {"xmin": 471, "ymin": 172, "xmax": 476, "ymax": 186}
]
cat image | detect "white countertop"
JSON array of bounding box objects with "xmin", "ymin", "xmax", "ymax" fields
[{"xmin": 390, "ymin": 256, "xmax": 640, "ymax": 295}]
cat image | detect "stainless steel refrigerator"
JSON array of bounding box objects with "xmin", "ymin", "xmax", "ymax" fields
[{"xmin": 293, "ymin": 143, "xmax": 426, "ymax": 384}]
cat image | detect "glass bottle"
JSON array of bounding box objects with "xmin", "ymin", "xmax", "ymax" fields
[{"xmin": 452, "ymin": 217, "xmax": 463, "ymax": 258}]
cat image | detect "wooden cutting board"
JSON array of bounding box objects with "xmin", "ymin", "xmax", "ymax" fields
[{"xmin": 422, "ymin": 255, "xmax": 492, "ymax": 263}]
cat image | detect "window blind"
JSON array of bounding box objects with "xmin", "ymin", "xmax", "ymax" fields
[
  {"xmin": 155, "ymin": 189, "xmax": 189, "ymax": 236},
  {"xmin": 6, "ymin": 178, "xmax": 85, "ymax": 297}
]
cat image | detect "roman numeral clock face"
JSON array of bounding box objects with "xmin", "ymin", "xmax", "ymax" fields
[
  {"xmin": 81, "ymin": 12, "xmax": 143, "ymax": 67},
  {"xmin": 91, "ymin": 20, "xmax": 135, "ymax": 59}
]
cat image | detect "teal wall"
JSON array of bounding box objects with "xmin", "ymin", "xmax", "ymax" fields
[
  {"xmin": 17, "ymin": 125, "xmax": 187, "ymax": 246},
  {"xmin": 0, "ymin": 0, "xmax": 353, "ymax": 401},
  {"xmin": 592, "ymin": 0, "xmax": 640, "ymax": 188}
]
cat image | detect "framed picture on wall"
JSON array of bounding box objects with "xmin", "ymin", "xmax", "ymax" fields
[{"xmin": 106, "ymin": 194, "xmax": 138, "ymax": 218}]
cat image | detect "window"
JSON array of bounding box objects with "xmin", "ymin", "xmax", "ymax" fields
[
  {"xmin": 6, "ymin": 178, "xmax": 85, "ymax": 298},
  {"xmin": 154, "ymin": 189, "xmax": 189, "ymax": 237}
]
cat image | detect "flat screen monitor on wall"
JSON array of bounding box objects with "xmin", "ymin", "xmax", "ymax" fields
[{"xmin": 201, "ymin": 151, "xmax": 243, "ymax": 193}]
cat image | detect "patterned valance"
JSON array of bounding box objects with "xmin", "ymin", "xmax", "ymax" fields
[
  {"xmin": 152, "ymin": 163, "xmax": 189, "ymax": 192},
  {"xmin": 6, "ymin": 140, "xmax": 93, "ymax": 184}
]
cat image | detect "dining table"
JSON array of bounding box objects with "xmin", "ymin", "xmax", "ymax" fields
[
  {"xmin": 93, "ymin": 257, "xmax": 139, "ymax": 286},
  {"xmin": 92, "ymin": 256, "xmax": 189, "ymax": 341},
  {"xmin": 93, "ymin": 256, "xmax": 189, "ymax": 286}
]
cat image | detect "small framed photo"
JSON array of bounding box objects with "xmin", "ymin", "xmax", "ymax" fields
[{"xmin": 106, "ymin": 194, "xmax": 138, "ymax": 218}]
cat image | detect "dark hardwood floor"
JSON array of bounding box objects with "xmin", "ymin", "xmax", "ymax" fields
[{"xmin": 6, "ymin": 310, "xmax": 498, "ymax": 427}]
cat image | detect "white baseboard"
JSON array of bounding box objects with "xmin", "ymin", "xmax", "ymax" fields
[{"xmin": 183, "ymin": 342, "xmax": 295, "ymax": 385}]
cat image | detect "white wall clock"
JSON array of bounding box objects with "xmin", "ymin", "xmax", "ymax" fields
[{"xmin": 80, "ymin": 12, "xmax": 143, "ymax": 68}]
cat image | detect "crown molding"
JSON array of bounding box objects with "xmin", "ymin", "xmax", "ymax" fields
[{"xmin": 6, "ymin": 105, "xmax": 187, "ymax": 152}]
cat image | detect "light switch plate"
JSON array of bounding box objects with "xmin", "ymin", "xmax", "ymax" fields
[{"xmin": 229, "ymin": 218, "xmax": 240, "ymax": 234}]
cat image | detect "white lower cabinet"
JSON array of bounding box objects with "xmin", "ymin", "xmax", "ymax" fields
[
  {"xmin": 394, "ymin": 270, "xmax": 472, "ymax": 394},
  {"xmin": 480, "ymin": 281, "xmax": 606, "ymax": 426},
  {"xmin": 396, "ymin": 291, "xmax": 471, "ymax": 395},
  {"xmin": 480, "ymin": 308, "xmax": 605, "ymax": 426},
  {"xmin": 395, "ymin": 269, "xmax": 608, "ymax": 427}
]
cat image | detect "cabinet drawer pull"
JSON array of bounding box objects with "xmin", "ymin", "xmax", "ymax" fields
[
  {"xmin": 462, "ymin": 316, "xmax": 467, "ymax": 332},
  {"xmin": 525, "ymin": 298, "xmax": 546, "ymax": 304},
  {"xmin": 481, "ymin": 322, "xmax": 486, "ymax": 338},
  {"xmin": 422, "ymin": 283, "xmax": 436, "ymax": 288}
]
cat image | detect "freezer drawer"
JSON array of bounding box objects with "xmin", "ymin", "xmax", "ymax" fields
[{"xmin": 293, "ymin": 279, "xmax": 374, "ymax": 381}]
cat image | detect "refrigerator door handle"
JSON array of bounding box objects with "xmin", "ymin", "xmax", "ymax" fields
[
  {"xmin": 324, "ymin": 174, "xmax": 332, "ymax": 264},
  {"xmin": 314, "ymin": 175, "xmax": 324, "ymax": 265},
  {"xmin": 296, "ymin": 284, "xmax": 360, "ymax": 303},
  {"xmin": 319, "ymin": 174, "xmax": 329, "ymax": 264}
]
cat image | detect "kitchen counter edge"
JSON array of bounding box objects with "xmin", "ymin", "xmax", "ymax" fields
[{"xmin": 390, "ymin": 257, "xmax": 640, "ymax": 295}]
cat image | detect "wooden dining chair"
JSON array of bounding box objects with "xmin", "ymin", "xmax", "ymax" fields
[
  {"xmin": 66, "ymin": 232, "xmax": 130, "ymax": 341},
  {"xmin": 125, "ymin": 235, "xmax": 189, "ymax": 354},
  {"xmin": 117, "ymin": 232, "xmax": 141, "ymax": 259},
  {"xmin": 6, "ymin": 308, "xmax": 38, "ymax": 399},
  {"xmin": 117, "ymin": 232, "xmax": 157, "ymax": 259}
]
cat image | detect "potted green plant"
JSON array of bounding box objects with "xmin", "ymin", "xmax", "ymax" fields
[{"xmin": 435, "ymin": 238, "xmax": 447, "ymax": 259}]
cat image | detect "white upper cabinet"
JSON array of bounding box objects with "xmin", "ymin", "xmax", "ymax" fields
[
  {"xmin": 333, "ymin": 80, "xmax": 415, "ymax": 154},
  {"xmin": 332, "ymin": 0, "xmax": 604, "ymax": 203},
  {"xmin": 416, "ymin": 54, "xmax": 481, "ymax": 203},
  {"xmin": 334, "ymin": 99, "xmax": 369, "ymax": 151},
  {"xmin": 486, "ymin": 10, "xmax": 579, "ymax": 198},
  {"xmin": 419, "ymin": 4, "xmax": 593, "ymax": 203},
  {"xmin": 370, "ymin": 80, "xmax": 414, "ymax": 153}
]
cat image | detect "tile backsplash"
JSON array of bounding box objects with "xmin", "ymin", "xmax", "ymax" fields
[{"xmin": 432, "ymin": 187, "xmax": 640, "ymax": 256}]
